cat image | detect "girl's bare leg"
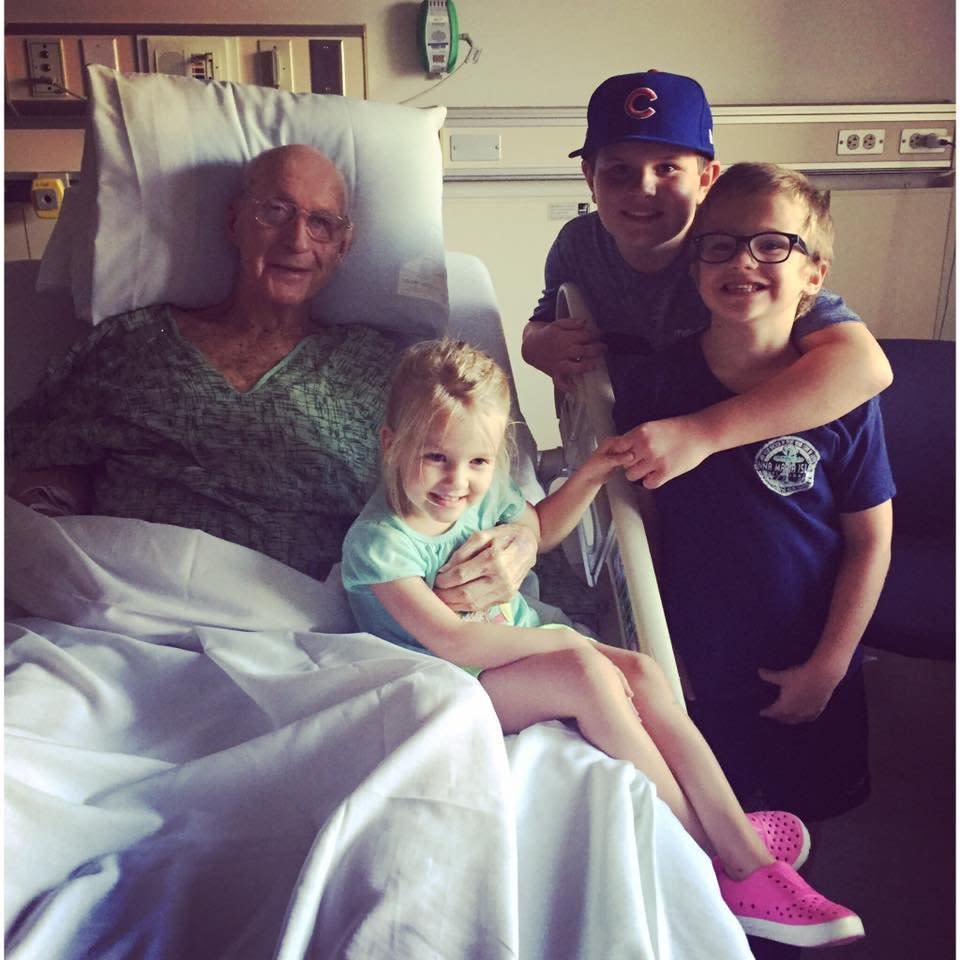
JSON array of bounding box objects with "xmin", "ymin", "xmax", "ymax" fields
[
  {"xmin": 479, "ymin": 646, "xmax": 711, "ymax": 848},
  {"xmin": 598, "ymin": 644, "xmax": 772, "ymax": 879}
]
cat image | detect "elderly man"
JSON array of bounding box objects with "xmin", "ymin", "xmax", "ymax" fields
[{"xmin": 7, "ymin": 144, "xmax": 536, "ymax": 603}]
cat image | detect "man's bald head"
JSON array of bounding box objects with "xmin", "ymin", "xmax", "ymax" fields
[{"xmin": 241, "ymin": 145, "xmax": 349, "ymax": 217}]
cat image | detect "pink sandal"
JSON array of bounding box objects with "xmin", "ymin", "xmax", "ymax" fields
[
  {"xmin": 748, "ymin": 810, "xmax": 811, "ymax": 870},
  {"xmin": 716, "ymin": 860, "xmax": 865, "ymax": 948}
]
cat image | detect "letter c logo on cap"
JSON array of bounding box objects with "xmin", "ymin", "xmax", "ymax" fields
[{"xmin": 625, "ymin": 87, "xmax": 658, "ymax": 120}]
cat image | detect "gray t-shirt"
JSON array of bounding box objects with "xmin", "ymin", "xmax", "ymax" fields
[{"xmin": 531, "ymin": 212, "xmax": 860, "ymax": 353}]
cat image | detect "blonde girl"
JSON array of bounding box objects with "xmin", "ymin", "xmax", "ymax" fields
[{"xmin": 341, "ymin": 338, "xmax": 864, "ymax": 949}]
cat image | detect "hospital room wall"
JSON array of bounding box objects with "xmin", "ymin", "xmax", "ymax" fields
[
  {"xmin": 4, "ymin": 0, "xmax": 953, "ymax": 104},
  {"xmin": 6, "ymin": 0, "xmax": 956, "ymax": 445}
]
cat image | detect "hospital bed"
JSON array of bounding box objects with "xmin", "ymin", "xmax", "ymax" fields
[
  {"xmin": 553, "ymin": 283, "xmax": 685, "ymax": 705},
  {"xmin": 4, "ymin": 66, "xmax": 752, "ymax": 960}
]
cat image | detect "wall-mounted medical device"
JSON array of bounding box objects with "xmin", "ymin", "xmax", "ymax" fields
[
  {"xmin": 418, "ymin": 0, "xmax": 459, "ymax": 77},
  {"xmin": 31, "ymin": 176, "xmax": 66, "ymax": 218}
]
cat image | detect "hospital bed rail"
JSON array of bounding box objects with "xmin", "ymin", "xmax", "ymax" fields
[{"xmin": 554, "ymin": 282, "xmax": 685, "ymax": 707}]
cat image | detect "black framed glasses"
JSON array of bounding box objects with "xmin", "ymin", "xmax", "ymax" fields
[
  {"xmin": 251, "ymin": 196, "xmax": 351, "ymax": 244},
  {"xmin": 692, "ymin": 231, "xmax": 810, "ymax": 264}
]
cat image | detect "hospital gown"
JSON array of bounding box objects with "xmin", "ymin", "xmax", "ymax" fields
[{"xmin": 6, "ymin": 303, "xmax": 399, "ymax": 579}]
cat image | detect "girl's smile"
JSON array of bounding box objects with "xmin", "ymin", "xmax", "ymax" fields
[{"xmin": 391, "ymin": 406, "xmax": 507, "ymax": 536}]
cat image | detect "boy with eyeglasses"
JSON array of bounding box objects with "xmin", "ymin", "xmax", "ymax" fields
[
  {"xmin": 613, "ymin": 163, "xmax": 894, "ymax": 836},
  {"xmin": 521, "ymin": 70, "xmax": 892, "ymax": 489}
]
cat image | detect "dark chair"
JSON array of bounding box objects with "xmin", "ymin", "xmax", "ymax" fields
[{"xmin": 861, "ymin": 338, "xmax": 956, "ymax": 659}]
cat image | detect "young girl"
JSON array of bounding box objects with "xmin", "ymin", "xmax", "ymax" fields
[{"xmin": 341, "ymin": 337, "xmax": 864, "ymax": 949}]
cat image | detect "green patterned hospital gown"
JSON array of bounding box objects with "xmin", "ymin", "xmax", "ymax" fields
[{"xmin": 6, "ymin": 304, "xmax": 400, "ymax": 579}]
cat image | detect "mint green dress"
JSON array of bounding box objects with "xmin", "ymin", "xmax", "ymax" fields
[{"xmin": 6, "ymin": 304, "xmax": 399, "ymax": 579}]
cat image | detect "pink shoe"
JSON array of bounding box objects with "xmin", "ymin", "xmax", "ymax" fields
[
  {"xmin": 748, "ymin": 810, "xmax": 811, "ymax": 870},
  {"xmin": 716, "ymin": 861, "xmax": 865, "ymax": 948}
]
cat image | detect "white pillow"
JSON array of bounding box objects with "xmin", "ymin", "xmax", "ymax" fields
[{"xmin": 39, "ymin": 66, "xmax": 448, "ymax": 339}]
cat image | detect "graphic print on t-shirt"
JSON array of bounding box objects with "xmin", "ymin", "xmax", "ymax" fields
[{"xmin": 754, "ymin": 436, "xmax": 821, "ymax": 496}]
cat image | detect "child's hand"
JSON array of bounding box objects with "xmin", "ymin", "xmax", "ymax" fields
[
  {"xmin": 617, "ymin": 415, "xmax": 714, "ymax": 488},
  {"xmin": 523, "ymin": 315, "xmax": 606, "ymax": 392},
  {"xmin": 579, "ymin": 436, "xmax": 636, "ymax": 484},
  {"xmin": 756, "ymin": 661, "xmax": 845, "ymax": 724}
]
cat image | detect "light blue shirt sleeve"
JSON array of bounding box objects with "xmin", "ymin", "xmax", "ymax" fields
[
  {"xmin": 341, "ymin": 504, "xmax": 432, "ymax": 651},
  {"xmin": 341, "ymin": 515, "xmax": 429, "ymax": 590}
]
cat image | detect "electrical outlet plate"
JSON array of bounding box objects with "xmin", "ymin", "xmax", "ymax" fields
[
  {"xmin": 837, "ymin": 128, "xmax": 885, "ymax": 155},
  {"xmin": 142, "ymin": 37, "xmax": 230, "ymax": 82},
  {"xmin": 26, "ymin": 38, "xmax": 66, "ymax": 97},
  {"xmin": 899, "ymin": 128, "xmax": 950, "ymax": 154},
  {"xmin": 256, "ymin": 39, "xmax": 294, "ymax": 91},
  {"xmin": 80, "ymin": 36, "xmax": 119, "ymax": 69}
]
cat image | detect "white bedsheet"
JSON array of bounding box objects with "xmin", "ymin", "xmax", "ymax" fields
[{"xmin": 5, "ymin": 498, "xmax": 752, "ymax": 960}]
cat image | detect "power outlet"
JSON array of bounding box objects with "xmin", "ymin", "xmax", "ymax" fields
[
  {"xmin": 899, "ymin": 128, "xmax": 950, "ymax": 154},
  {"xmin": 256, "ymin": 39, "xmax": 294, "ymax": 91},
  {"xmin": 26, "ymin": 38, "xmax": 66, "ymax": 97},
  {"xmin": 837, "ymin": 128, "xmax": 885, "ymax": 155}
]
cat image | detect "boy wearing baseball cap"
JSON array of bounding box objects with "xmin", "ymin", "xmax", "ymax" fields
[{"xmin": 521, "ymin": 70, "xmax": 892, "ymax": 487}]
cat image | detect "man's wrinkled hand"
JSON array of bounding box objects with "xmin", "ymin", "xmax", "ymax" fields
[{"xmin": 434, "ymin": 522, "xmax": 538, "ymax": 613}]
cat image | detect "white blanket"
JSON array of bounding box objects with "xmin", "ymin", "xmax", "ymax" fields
[{"xmin": 5, "ymin": 499, "xmax": 752, "ymax": 960}]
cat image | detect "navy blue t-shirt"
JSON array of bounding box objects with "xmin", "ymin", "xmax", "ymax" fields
[{"xmin": 612, "ymin": 338, "xmax": 896, "ymax": 706}]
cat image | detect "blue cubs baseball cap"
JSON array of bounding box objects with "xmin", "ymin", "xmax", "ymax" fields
[{"xmin": 569, "ymin": 69, "xmax": 715, "ymax": 160}]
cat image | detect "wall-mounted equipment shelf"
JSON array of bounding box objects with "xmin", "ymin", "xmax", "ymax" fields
[
  {"xmin": 441, "ymin": 103, "xmax": 956, "ymax": 181},
  {"xmin": 4, "ymin": 22, "xmax": 366, "ymax": 127}
]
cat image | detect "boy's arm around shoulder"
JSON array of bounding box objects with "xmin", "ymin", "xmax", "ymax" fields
[
  {"xmin": 621, "ymin": 295, "xmax": 893, "ymax": 489},
  {"xmin": 794, "ymin": 290, "xmax": 893, "ymax": 399},
  {"xmin": 704, "ymin": 292, "xmax": 893, "ymax": 453}
]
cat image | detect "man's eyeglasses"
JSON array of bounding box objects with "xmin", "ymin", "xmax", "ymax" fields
[
  {"xmin": 692, "ymin": 231, "xmax": 810, "ymax": 264},
  {"xmin": 251, "ymin": 196, "xmax": 351, "ymax": 244}
]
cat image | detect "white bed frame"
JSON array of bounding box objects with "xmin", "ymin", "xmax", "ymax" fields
[{"xmin": 554, "ymin": 282, "xmax": 685, "ymax": 705}]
